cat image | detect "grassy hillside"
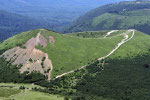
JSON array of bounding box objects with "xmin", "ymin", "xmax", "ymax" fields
[
  {"xmin": 0, "ymin": 83, "xmax": 64, "ymax": 100},
  {"xmin": 68, "ymin": 30, "xmax": 125, "ymax": 38},
  {"xmin": 1, "ymin": 29, "xmax": 149, "ymax": 100},
  {"xmin": 0, "ymin": 29, "xmax": 125, "ymax": 79},
  {"xmin": 110, "ymin": 31, "xmax": 150, "ymax": 58},
  {"xmin": 64, "ymin": 1, "xmax": 150, "ymax": 35},
  {"xmin": 36, "ymin": 30, "xmax": 150, "ymax": 100}
]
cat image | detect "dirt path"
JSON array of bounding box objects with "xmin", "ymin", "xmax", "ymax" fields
[
  {"xmin": 104, "ymin": 30, "xmax": 118, "ymax": 38},
  {"xmin": 98, "ymin": 29, "xmax": 135, "ymax": 60},
  {"xmin": 54, "ymin": 30, "xmax": 135, "ymax": 80}
]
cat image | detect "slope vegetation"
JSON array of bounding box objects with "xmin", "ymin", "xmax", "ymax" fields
[
  {"xmin": 64, "ymin": 1, "xmax": 150, "ymax": 35},
  {"xmin": 0, "ymin": 32, "xmax": 53, "ymax": 80},
  {"xmin": 0, "ymin": 0, "xmax": 130, "ymax": 31},
  {"xmin": 0, "ymin": 29, "xmax": 128, "ymax": 81},
  {"xmin": 1, "ymin": 29, "xmax": 149, "ymax": 99},
  {"xmin": 0, "ymin": 83, "xmax": 64, "ymax": 100},
  {"xmin": 38, "ymin": 30, "xmax": 150, "ymax": 100}
]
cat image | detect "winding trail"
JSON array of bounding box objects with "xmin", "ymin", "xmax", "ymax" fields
[
  {"xmin": 54, "ymin": 30, "xmax": 135, "ymax": 80},
  {"xmin": 98, "ymin": 29, "xmax": 135, "ymax": 60},
  {"xmin": 104, "ymin": 30, "xmax": 118, "ymax": 38}
]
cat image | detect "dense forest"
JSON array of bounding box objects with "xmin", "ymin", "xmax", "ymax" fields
[
  {"xmin": 0, "ymin": 57, "xmax": 46, "ymax": 83},
  {"xmin": 35, "ymin": 53, "xmax": 150, "ymax": 100}
]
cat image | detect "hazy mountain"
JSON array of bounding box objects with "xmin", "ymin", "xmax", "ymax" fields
[
  {"xmin": 0, "ymin": 0, "xmax": 133, "ymax": 29},
  {"xmin": 63, "ymin": 1, "xmax": 150, "ymax": 35},
  {"xmin": 0, "ymin": 10, "xmax": 51, "ymax": 41}
]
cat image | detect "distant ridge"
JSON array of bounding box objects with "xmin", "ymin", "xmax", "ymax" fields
[
  {"xmin": 64, "ymin": 1, "xmax": 150, "ymax": 35},
  {"xmin": 0, "ymin": 10, "xmax": 51, "ymax": 41},
  {"xmin": 136, "ymin": 0, "xmax": 150, "ymax": 1}
]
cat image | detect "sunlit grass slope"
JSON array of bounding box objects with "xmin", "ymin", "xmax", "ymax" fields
[
  {"xmin": 0, "ymin": 83, "xmax": 64, "ymax": 100},
  {"xmin": 110, "ymin": 30, "xmax": 150, "ymax": 58},
  {"xmin": 0, "ymin": 29, "xmax": 124, "ymax": 78},
  {"xmin": 46, "ymin": 30, "xmax": 150, "ymax": 100},
  {"xmin": 68, "ymin": 30, "xmax": 125, "ymax": 38}
]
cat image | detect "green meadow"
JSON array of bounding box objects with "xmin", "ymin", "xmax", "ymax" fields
[
  {"xmin": 0, "ymin": 83, "xmax": 64, "ymax": 100},
  {"xmin": 0, "ymin": 29, "xmax": 125, "ymax": 78}
]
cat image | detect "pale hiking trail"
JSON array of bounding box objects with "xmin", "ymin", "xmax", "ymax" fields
[
  {"xmin": 104, "ymin": 30, "xmax": 118, "ymax": 38},
  {"xmin": 54, "ymin": 30, "xmax": 135, "ymax": 80}
]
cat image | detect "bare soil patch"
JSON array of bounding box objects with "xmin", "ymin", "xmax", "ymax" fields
[{"xmin": 0, "ymin": 32, "xmax": 53, "ymax": 80}]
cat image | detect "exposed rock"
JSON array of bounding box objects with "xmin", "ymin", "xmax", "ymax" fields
[
  {"xmin": 49, "ymin": 36, "xmax": 55, "ymax": 44},
  {"xmin": 25, "ymin": 32, "xmax": 47, "ymax": 48},
  {"xmin": 0, "ymin": 32, "xmax": 53, "ymax": 80}
]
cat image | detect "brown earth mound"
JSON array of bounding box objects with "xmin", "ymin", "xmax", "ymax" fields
[
  {"xmin": 49, "ymin": 36, "xmax": 55, "ymax": 44},
  {"xmin": 0, "ymin": 32, "xmax": 53, "ymax": 80}
]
